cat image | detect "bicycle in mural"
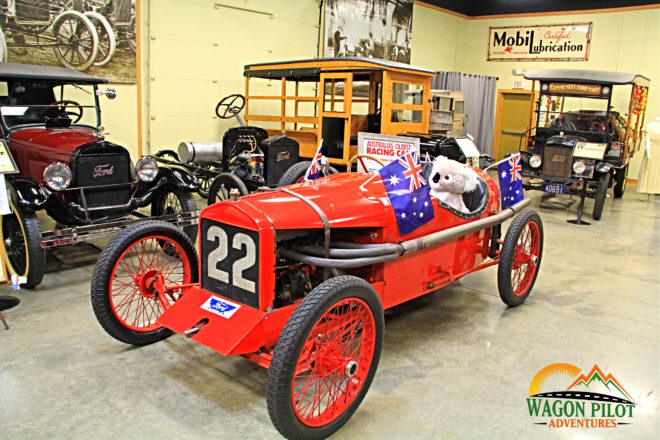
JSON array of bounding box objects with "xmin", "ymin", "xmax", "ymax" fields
[{"xmin": 0, "ymin": 0, "xmax": 134, "ymax": 71}]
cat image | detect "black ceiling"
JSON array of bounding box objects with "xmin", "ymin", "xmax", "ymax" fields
[{"xmin": 421, "ymin": 0, "xmax": 660, "ymax": 16}]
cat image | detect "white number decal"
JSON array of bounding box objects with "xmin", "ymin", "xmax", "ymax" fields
[
  {"xmin": 207, "ymin": 226, "xmax": 229, "ymax": 283},
  {"xmin": 232, "ymin": 233, "xmax": 256, "ymax": 293},
  {"xmin": 206, "ymin": 226, "xmax": 257, "ymax": 293}
]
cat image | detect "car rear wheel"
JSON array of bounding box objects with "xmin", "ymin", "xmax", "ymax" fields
[
  {"xmin": 194, "ymin": 168, "xmax": 220, "ymax": 198},
  {"xmin": 498, "ymin": 209, "xmax": 543, "ymax": 307},
  {"xmin": 267, "ymin": 275, "xmax": 384, "ymax": 440},
  {"xmin": 207, "ymin": 173, "xmax": 248, "ymax": 205},
  {"xmin": 91, "ymin": 221, "xmax": 198, "ymax": 345},
  {"xmin": 1, "ymin": 203, "xmax": 44, "ymax": 289},
  {"xmin": 151, "ymin": 186, "xmax": 198, "ymax": 242},
  {"xmin": 592, "ymin": 172, "xmax": 610, "ymax": 220},
  {"xmin": 277, "ymin": 161, "xmax": 339, "ymax": 186}
]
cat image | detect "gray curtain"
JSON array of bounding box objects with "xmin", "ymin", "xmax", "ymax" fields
[{"xmin": 433, "ymin": 72, "xmax": 497, "ymax": 156}]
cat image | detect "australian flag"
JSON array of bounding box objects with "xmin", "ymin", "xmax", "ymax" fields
[
  {"xmin": 379, "ymin": 151, "xmax": 434, "ymax": 236},
  {"xmin": 303, "ymin": 140, "xmax": 324, "ymax": 182},
  {"xmin": 498, "ymin": 153, "xmax": 524, "ymax": 209}
]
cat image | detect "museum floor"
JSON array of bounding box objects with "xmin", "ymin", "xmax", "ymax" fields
[{"xmin": 1, "ymin": 190, "xmax": 658, "ymax": 439}]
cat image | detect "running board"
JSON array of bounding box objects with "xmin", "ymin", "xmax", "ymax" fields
[{"xmin": 40, "ymin": 211, "xmax": 200, "ymax": 248}]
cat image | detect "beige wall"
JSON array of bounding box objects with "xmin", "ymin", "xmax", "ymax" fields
[
  {"xmin": 105, "ymin": 1, "xmax": 658, "ymax": 178},
  {"xmin": 455, "ymin": 8, "xmax": 659, "ymax": 177},
  {"xmin": 410, "ymin": 3, "xmax": 460, "ymax": 70}
]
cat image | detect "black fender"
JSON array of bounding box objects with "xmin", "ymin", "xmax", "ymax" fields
[
  {"xmin": 133, "ymin": 166, "xmax": 198, "ymax": 208},
  {"xmin": 154, "ymin": 166, "xmax": 199, "ymax": 191},
  {"xmin": 6, "ymin": 177, "xmax": 50, "ymax": 212}
]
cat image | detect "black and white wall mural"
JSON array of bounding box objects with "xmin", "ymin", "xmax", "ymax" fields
[
  {"xmin": 323, "ymin": 0, "xmax": 413, "ymax": 63},
  {"xmin": 0, "ymin": 0, "xmax": 137, "ymax": 83}
]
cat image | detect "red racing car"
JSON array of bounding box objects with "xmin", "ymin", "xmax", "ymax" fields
[{"xmin": 91, "ymin": 162, "xmax": 543, "ymax": 439}]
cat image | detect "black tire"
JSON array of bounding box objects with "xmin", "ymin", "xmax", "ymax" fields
[
  {"xmin": 194, "ymin": 168, "xmax": 219, "ymax": 198},
  {"xmin": 1, "ymin": 203, "xmax": 44, "ymax": 289},
  {"xmin": 592, "ymin": 172, "xmax": 610, "ymax": 221},
  {"xmin": 151, "ymin": 186, "xmax": 198, "ymax": 242},
  {"xmin": 207, "ymin": 173, "xmax": 249, "ymax": 205},
  {"xmin": 613, "ymin": 166, "xmax": 627, "ymax": 199},
  {"xmin": 267, "ymin": 275, "xmax": 384, "ymax": 440},
  {"xmin": 91, "ymin": 221, "xmax": 198, "ymax": 345},
  {"xmin": 497, "ymin": 210, "xmax": 543, "ymax": 307},
  {"xmin": 277, "ymin": 161, "xmax": 339, "ymax": 187}
]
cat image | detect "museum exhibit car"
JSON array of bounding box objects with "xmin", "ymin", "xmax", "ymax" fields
[
  {"xmin": 520, "ymin": 69, "xmax": 649, "ymax": 222},
  {"xmin": 160, "ymin": 57, "xmax": 480, "ymax": 204},
  {"xmin": 244, "ymin": 57, "xmax": 482, "ymax": 180},
  {"xmin": 90, "ymin": 160, "xmax": 544, "ymax": 439},
  {"xmin": 0, "ymin": 62, "xmax": 199, "ymax": 287},
  {"xmin": 153, "ymin": 92, "xmax": 303, "ymax": 203}
]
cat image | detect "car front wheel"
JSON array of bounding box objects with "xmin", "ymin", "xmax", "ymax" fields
[
  {"xmin": 267, "ymin": 275, "xmax": 384, "ymax": 440},
  {"xmin": 91, "ymin": 221, "xmax": 198, "ymax": 345},
  {"xmin": 1, "ymin": 202, "xmax": 44, "ymax": 288},
  {"xmin": 592, "ymin": 172, "xmax": 610, "ymax": 220}
]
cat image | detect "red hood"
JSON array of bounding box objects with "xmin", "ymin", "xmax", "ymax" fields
[
  {"xmin": 202, "ymin": 173, "xmax": 393, "ymax": 230},
  {"xmin": 7, "ymin": 127, "xmax": 99, "ymax": 181}
]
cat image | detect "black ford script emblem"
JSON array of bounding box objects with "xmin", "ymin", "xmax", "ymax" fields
[{"xmin": 93, "ymin": 164, "xmax": 114, "ymax": 177}]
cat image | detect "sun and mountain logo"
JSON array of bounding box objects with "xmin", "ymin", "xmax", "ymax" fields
[{"xmin": 527, "ymin": 363, "xmax": 635, "ymax": 428}]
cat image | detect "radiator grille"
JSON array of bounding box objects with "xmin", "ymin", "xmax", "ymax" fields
[
  {"xmin": 200, "ymin": 219, "xmax": 260, "ymax": 308},
  {"xmin": 73, "ymin": 152, "xmax": 131, "ymax": 208},
  {"xmin": 542, "ymin": 146, "xmax": 573, "ymax": 178}
]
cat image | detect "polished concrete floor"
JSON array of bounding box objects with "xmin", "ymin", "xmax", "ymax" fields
[{"xmin": 1, "ymin": 190, "xmax": 658, "ymax": 439}]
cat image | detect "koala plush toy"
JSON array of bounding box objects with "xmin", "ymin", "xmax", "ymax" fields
[{"xmin": 428, "ymin": 156, "xmax": 479, "ymax": 213}]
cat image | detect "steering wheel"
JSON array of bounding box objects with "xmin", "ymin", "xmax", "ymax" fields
[
  {"xmin": 346, "ymin": 154, "xmax": 386, "ymax": 172},
  {"xmin": 42, "ymin": 100, "xmax": 83, "ymax": 123},
  {"xmin": 215, "ymin": 94, "xmax": 245, "ymax": 119}
]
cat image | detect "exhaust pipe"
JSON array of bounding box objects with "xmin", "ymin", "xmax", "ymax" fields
[
  {"xmin": 400, "ymin": 198, "xmax": 530, "ymax": 255},
  {"xmin": 280, "ymin": 199, "xmax": 531, "ymax": 268}
]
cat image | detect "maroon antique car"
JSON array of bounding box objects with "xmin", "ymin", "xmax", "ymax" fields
[
  {"xmin": 90, "ymin": 156, "xmax": 543, "ymax": 439},
  {"xmin": 0, "ymin": 62, "xmax": 198, "ymax": 287}
]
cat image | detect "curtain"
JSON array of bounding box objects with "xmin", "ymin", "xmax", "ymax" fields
[{"xmin": 432, "ymin": 72, "xmax": 497, "ymax": 156}]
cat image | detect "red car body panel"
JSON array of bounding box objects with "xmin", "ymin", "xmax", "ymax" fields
[
  {"xmin": 202, "ymin": 172, "xmax": 394, "ymax": 230},
  {"xmin": 7, "ymin": 127, "xmax": 98, "ymax": 183},
  {"xmin": 159, "ymin": 169, "xmax": 500, "ymax": 356}
]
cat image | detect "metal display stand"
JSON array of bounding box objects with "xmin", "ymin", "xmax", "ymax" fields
[{"xmin": 567, "ymin": 181, "xmax": 591, "ymax": 225}]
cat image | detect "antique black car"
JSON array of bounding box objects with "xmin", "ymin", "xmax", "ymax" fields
[
  {"xmin": 154, "ymin": 93, "xmax": 303, "ymax": 204},
  {"xmin": 0, "ymin": 62, "xmax": 198, "ymax": 287},
  {"xmin": 520, "ymin": 69, "xmax": 649, "ymax": 222}
]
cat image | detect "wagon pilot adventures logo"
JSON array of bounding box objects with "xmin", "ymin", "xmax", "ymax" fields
[{"xmin": 526, "ymin": 363, "xmax": 636, "ymax": 428}]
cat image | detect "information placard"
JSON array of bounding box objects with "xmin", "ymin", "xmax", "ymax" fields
[
  {"xmin": 357, "ymin": 132, "xmax": 420, "ymax": 173},
  {"xmin": 573, "ymin": 142, "xmax": 607, "ymax": 159},
  {"xmin": 0, "ymin": 140, "xmax": 18, "ymax": 174}
]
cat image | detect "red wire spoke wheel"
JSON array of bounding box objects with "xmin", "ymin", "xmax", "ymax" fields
[
  {"xmin": 498, "ymin": 210, "xmax": 543, "ymax": 307},
  {"xmin": 267, "ymin": 276, "xmax": 384, "ymax": 440},
  {"xmin": 91, "ymin": 221, "xmax": 198, "ymax": 345}
]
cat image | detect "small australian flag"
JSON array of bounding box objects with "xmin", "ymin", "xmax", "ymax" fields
[
  {"xmin": 303, "ymin": 140, "xmax": 324, "ymax": 182},
  {"xmin": 498, "ymin": 153, "xmax": 524, "ymax": 209},
  {"xmin": 379, "ymin": 151, "xmax": 434, "ymax": 236}
]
